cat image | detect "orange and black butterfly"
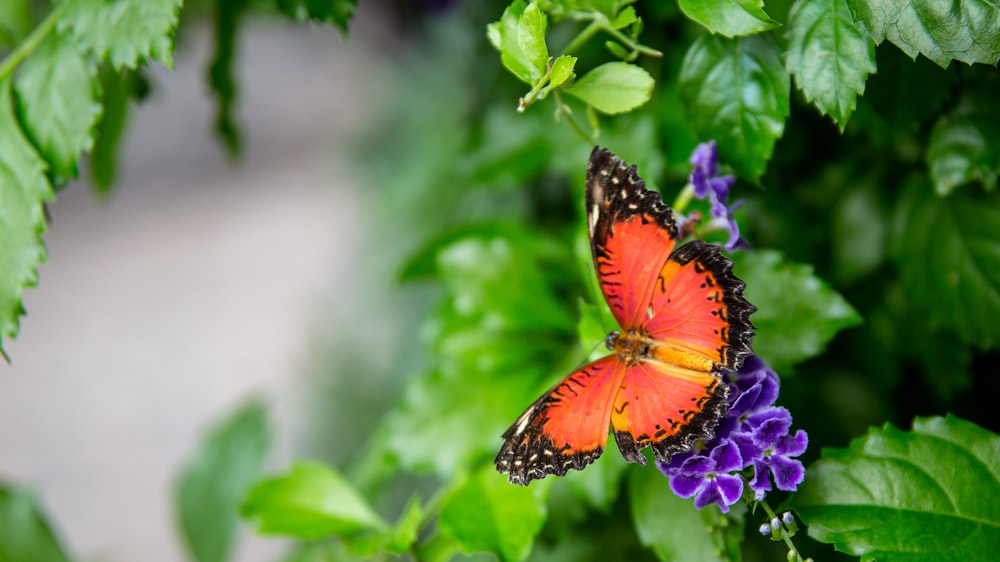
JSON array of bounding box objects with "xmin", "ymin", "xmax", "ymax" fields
[{"xmin": 495, "ymin": 147, "xmax": 756, "ymax": 485}]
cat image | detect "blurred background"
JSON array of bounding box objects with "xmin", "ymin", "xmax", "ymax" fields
[{"xmin": 0, "ymin": 3, "xmax": 408, "ymax": 560}]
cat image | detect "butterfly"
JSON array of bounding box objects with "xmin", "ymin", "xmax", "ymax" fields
[{"xmin": 495, "ymin": 147, "xmax": 756, "ymax": 485}]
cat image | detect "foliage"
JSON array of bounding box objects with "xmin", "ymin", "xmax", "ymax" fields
[{"xmin": 2, "ymin": 1, "xmax": 999, "ymax": 562}]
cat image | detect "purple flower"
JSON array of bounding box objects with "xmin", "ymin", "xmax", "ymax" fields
[
  {"xmin": 658, "ymin": 356, "xmax": 808, "ymax": 511},
  {"xmin": 685, "ymin": 141, "xmax": 748, "ymax": 252}
]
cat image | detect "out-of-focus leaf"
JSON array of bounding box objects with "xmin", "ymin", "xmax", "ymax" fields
[
  {"xmin": 275, "ymin": 0, "xmax": 355, "ymax": 33},
  {"xmin": 629, "ymin": 466, "xmax": 744, "ymax": 562},
  {"xmin": 832, "ymin": 180, "xmax": 888, "ymax": 285},
  {"xmin": 894, "ymin": 182, "xmax": 1000, "ymax": 348},
  {"xmin": 14, "ymin": 33, "xmax": 101, "ymax": 182},
  {"xmin": 439, "ymin": 466, "xmax": 550, "ymax": 562},
  {"xmin": 927, "ymin": 107, "xmax": 1000, "ymax": 195},
  {"xmin": 565, "ymin": 62, "xmax": 654, "ymax": 114},
  {"xmin": 0, "ymin": 484, "xmax": 71, "ymax": 562},
  {"xmin": 786, "ymin": 0, "xmax": 876, "ymax": 129},
  {"xmin": 242, "ymin": 463, "xmax": 386, "ymax": 539},
  {"xmin": 678, "ymin": 0, "xmax": 779, "ymax": 37},
  {"xmin": 89, "ymin": 65, "xmax": 136, "ymax": 193},
  {"xmin": 0, "ymin": 77, "xmax": 53, "ymax": 359},
  {"xmin": 0, "ymin": 0, "xmax": 32, "ymax": 47},
  {"xmin": 208, "ymin": 0, "xmax": 248, "ymax": 157},
  {"xmin": 679, "ymin": 34, "xmax": 789, "ymax": 181},
  {"xmin": 61, "ymin": 0, "xmax": 182, "ymax": 69},
  {"xmin": 736, "ymin": 250, "xmax": 862, "ymax": 372},
  {"xmin": 177, "ymin": 401, "xmax": 270, "ymax": 562},
  {"xmin": 793, "ymin": 415, "xmax": 1000, "ymax": 561},
  {"xmin": 346, "ymin": 496, "xmax": 422, "ymax": 556},
  {"xmin": 562, "ymin": 447, "xmax": 628, "ymax": 513},
  {"xmin": 848, "ymin": 0, "xmax": 1000, "ymax": 68}
]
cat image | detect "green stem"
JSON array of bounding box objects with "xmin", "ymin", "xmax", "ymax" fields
[
  {"xmin": 672, "ymin": 183, "xmax": 696, "ymax": 213},
  {"xmin": 0, "ymin": 3, "xmax": 66, "ymax": 82},
  {"xmin": 561, "ymin": 19, "xmax": 602, "ymax": 56},
  {"xmin": 554, "ymin": 90, "xmax": 594, "ymax": 144},
  {"xmin": 757, "ymin": 499, "xmax": 803, "ymax": 561}
]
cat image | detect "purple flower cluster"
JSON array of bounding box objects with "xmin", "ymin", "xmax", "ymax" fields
[
  {"xmin": 686, "ymin": 141, "xmax": 749, "ymax": 252},
  {"xmin": 658, "ymin": 356, "xmax": 808, "ymax": 513}
]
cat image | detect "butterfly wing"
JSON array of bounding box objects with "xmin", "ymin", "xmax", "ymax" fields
[{"xmin": 495, "ymin": 355, "xmax": 625, "ymax": 485}]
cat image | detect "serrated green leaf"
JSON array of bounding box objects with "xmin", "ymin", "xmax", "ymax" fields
[
  {"xmin": 61, "ymin": 0, "xmax": 181, "ymax": 70},
  {"xmin": 439, "ymin": 466, "xmax": 550, "ymax": 562},
  {"xmin": 786, "ymin": 0, "xmax": 876, "ymax": 129},
  {"xmin": 678, "ymin": 0, "xmax": 779, "ymax": 37},
  {"xmin": 177, "ymin": 401, "xmax": 269, "ymax": 562},
  {"xmin": 792, "ymin": 415, "xmax": 1000, "ymax": 561},
  {"xmin": 0, "ymin": 484, "xmax": 71, "ymax": 562},
  {"xmin": 565, "ymin": 62, "xmax": 654, "ymax": 114},
  {"xmin": 518, "ymin": 2, "xmax": 548, "ymax": 82},
  {"xmin": 548, "ymin": 55, "xmax": 576, "ymax": 89},
  {"xmin": 274, "ymin": 0, "xmax": 355, "ymax": 32},
  {"xmin": 679, "ymin": 34, "xmax": 789, "ymax": 181},
  {"xmin": 894, "ymin": 183, "xmax": 1000, "ymax": 348},
  {"xmin": 0, "ymin": 77, "xmax": 53, "ymax": 359},
  {"xmin": 927, "ymin": 108, "xmax": 1000, "ymax": 195},
  {"xmin": 242, "ymin": 463, "xmax": 386, "ymax": 539},
  {"xmin": 848, "ymin": 0, "xmax": 1000, "ymax": 68},
  {"xmin": 629, "ymin": 467, "xmax": 745, "ymax": 562},
  {"xmin": 13, "ymin": 32, "xmax": 101, "ymax": 181},
  {"xmin": 736, "ymin": 250, "xmax": 862, "ymax": 372}
]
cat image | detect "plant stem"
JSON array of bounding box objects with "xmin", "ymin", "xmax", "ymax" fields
[
  {"xmin": 561, "ymin": 19, "xmax": 602, "ymax": 56},
  {"xmin": 0, "ymin": 3, "xmax": 66, "ymax": 81},
  {"xmin": 554, "ymin": 90, "xmax": 593, "ymax": 144},
  {"xmin": 758, "ymin": 499, "xmax": 804, "ymax": 561}
]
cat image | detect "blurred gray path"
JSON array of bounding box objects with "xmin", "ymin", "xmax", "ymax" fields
[{"xmin": 0, "ymin": 14, "xmax": 383, "ymax": 562}]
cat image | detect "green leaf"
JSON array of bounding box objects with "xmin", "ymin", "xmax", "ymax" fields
[
  {"xmin": 736, "ymin": 250, "xmax": 862, "ymax": 372},
  {"xmin": 61, "ymin": 0, "xmax": 182, "ymax": 70},
  {"xmin": 629, "ymin": 467, "xmax": 744, "ymax": 562},
  {"xmin": 494, "ymin": 1, "xmax": 537, "ymax": 84},
  {"xmin": 0, "ymin": 77, "xmax": 53, "ymax": 359},
  {"xmin": 786, "ymin": 0, "xmax": 876, "ymax": 129},
  {"xmin": 0, "ymin": 484, "xmax": 71, "ymax": 562},
  {"xmin": 565, "ymin": 62, "xmax": 654, "ymax": 114},
  {"xmin": 679, "ymin": 34, "xmax": 789, "ymax": 181},
  {"xmin": 678, "ymin": 0, "xmax": 779, "ymax": 37},
  {"xmin": 13, "ymin": 32, "xmax": 101, "ymax": 181},
  {"xmin": 927, "ymin": 106, "xmax": 1000, "ymax": 195},
  {"xmin": 832, "ymin": 181, "xmax": 888, "ymax": 285},
  {"xmin": 275, "ymin": 0, "xmax": 356, "ymax": 32},
  {"xmin": 518, "ymin": 2, "xmax": 548, "ymax": 82},
  {"xmin": 562, "ymin": 448, "xmax": 628, "ymax": 513},
  {"xmin": 610, "ymin": 6, "xmax": 638, "ymax": 29},
  {"xmin": 242, "ymin": 463, "xmax": 386, "ymax": 539},
  {"xmin": 208, "ymin": 0, "xmax": 248, "ymax": 157},
  {"xmin": 439, "ymin": 466, "xmax": 550, "ymax": 562},
  {"xmin": 0, "ymin": 0, "xmax": 32, "ymax": 47},
  {"xmin": 89, "ymin": 65, "xmax": 137, "ymax": 193},
  {"xmin": 177, "ymin": 401, "xmax": 270, "ymax": 562},
  {"xmin": 548, "ymin": 55, "xmax": 577, "ymax": 89},
  {"xmin": 847, "ymin": 0, "xmax": 1000, "ymax": 68},
  {"xmin": 894, "ymin": 183, "xmax": 1000, "ymax": 348},
  {"xmin": 792, "ymin": 415, "xmax": 1000, "ymax": 561},
  {"xmin": 346, "ymin": 496, "xmax": 422, "ymax": 556}
]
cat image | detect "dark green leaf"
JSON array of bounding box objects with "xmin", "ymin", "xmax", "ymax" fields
[
  {"xmin": 894, "ymin": 182, "xmax": 1000, "ymax": 348},
  {"xmin": 89, "ymin": 65, "xmax": 135, "ymax": 193},
  {"xmin": 848, "ymin": 0, "xmax": 1000, "ymax": 68},
  {"xmin": 0, "ymin": 77, "xmax": 53, "ymax": 359},
  {"xmin": 565, "ymin": 62, "xmax": 654, "ymax": 114},
  {"xmin": 177, "ymin": 401, "xmax": 270, "ymax": 562},
  {"xmin": 629, "ymin": 466, "xmax": 744, "ymax": 562},
  {"xmin": 439, "ymin": 466, "xmax": 550, "ymax": 562},
  {"xmin": 679, "ymin": 34, "xmax": 789, "ymax": 181},
  {"xmin": 832, "ymin": 180, "xmax": 888, "ymax": 285},
  {"xmin": 736, "ymin": 250, "xmax": 862, "ymax": 372},
  {"xmin": 14, "ymin": 33, "xmax": 101, "ymax": 181},
  {"xmin": 275, "ymin": 0, "xmax": 356, "ymax": 32},
  {"xmin": 793, "ymin": 415, "xmax": 1000, "ymax": 561},
  {"xmin": 927, "ymin": 106, "xmax": 1000, "ymax": 195},
  {"xmin": 208, "ymin": 0, "xmax": 248, "ymax": 157},
  {"xmin": 61, "ymin": 0, "xmax": 182, "ymax": 69},
  {"xmin": 242, "ymin": 463, "xmax": 386, "ymax": 539},
  {"xmin": 0, "ymin": 484, "xmax": 71, "ymax": 562},
  {"xmin": 678, "ymin": 0, "xmax": 779, "ymax": 37},
  {"xmin": 786, "ymin": 0, "xmax": 876, "ymax": 129}
]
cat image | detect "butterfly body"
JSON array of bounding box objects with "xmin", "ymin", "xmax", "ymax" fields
[{"xmin": 495, "ymin": 147, "xmax": 755, "ymax": 486}]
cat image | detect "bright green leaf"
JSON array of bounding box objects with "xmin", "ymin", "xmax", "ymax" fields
[
  {"xmin": 927, "ymin": 107, "xmax": 1000, "ymax": 195},
  {"xmin": 242, "ymin": 463, "xmax": 386, "ymax": 539},
  {"xmin": 495, "ymin": 1, "xmax": 536, "ymax": 84},
  {"xmin": 518, "ymin": 2, "xmax": 548, "ymax": 82},
  {"xmin": 793, "ymin": 415, "xmax": 1000, "ymax": 561},
  {"xmin": 0, "ymin": 77, "xmax": 53, "ymax": 359},
  {"xmin": 176, "ymin": 401, "xmax": 270, "ymax": 562},
  {"xmin": 679, "ymin": 34, "xmax": 789, "ymax": 181},
  {"xmin": 895, "ymin": 183, "xmax": 1000, "ymax": 348},
  {"xmin": 274, "ymin": 0, "xmax": 355, "ymax": 32},
  {"xmin": 736, "ymin": 250, "xmax": 862, "ymax": 372},
  {"xmin": 786, "ymin": 0, "xmax": 876, "ymax": 129},
  {"xmin": 848, "ymin": 0, "xmax": 1000, "ymax": 68},
  {"xmin": 678, "ymin": 0, "xmax": 779, "ymax": 37},
  {"xmin": 60, "ymin": 0, "xmax": 181, "ymax": 69},
  {"xmin": 346, "ymin": 496, "xmax": 422, "ymax": 556},
  {"xmin": 0, "ymin": 0, "xmax": 32, "ymax": 47},
  {"xmin": 13, "ymin": 32, "xmax": 101, "ymax": 181},
  {"xmin": 563, "ymin": 448, "xmax": 628, "ymax": 513},
  {"xmin": 610, "ymin": 6, "xmax": 638, "ymax": 29},
  {"xmin": 629, "ymin": 467, "xmax": 744, "ymax": 562},
  {"xmin": 548, "ymin": 55, "xmax": 577, "ymax": 89},
  {"xmin": 0, "ymin": 484, "xmax": 71, "ymax": 562},
  {"xmin": 439, "ymin": 466, "xmax": 550, "ymax": 562},
  {"xmin": 565, "ymin": 62, "xmax": 654, "ymax": 114}
]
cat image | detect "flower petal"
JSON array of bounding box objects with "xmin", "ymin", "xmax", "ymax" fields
[
  {"xmin": 777, "ymin": 429, "xmax": 809, "ymax": 457},
  {"xmin": 679, "ymin": 455, "xmax": 715, "ymax": 476},
  {"xmin": 716, "ymin": 473, "xmax": 744, "ymax": 506},
  {"xmin": 710, "ymin": 440, "xmax": 743, "ymax": 473},
  {"xmin": 770, "ymin": 455, "xmax": 805, "ymax": 491},
  {"xmin": 670, "ymin": 473, "xmax": 705, "ymax": 498},
  {"xmin": 754, "ymin": 415, "xmax": 793, "ymax": 448}
]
